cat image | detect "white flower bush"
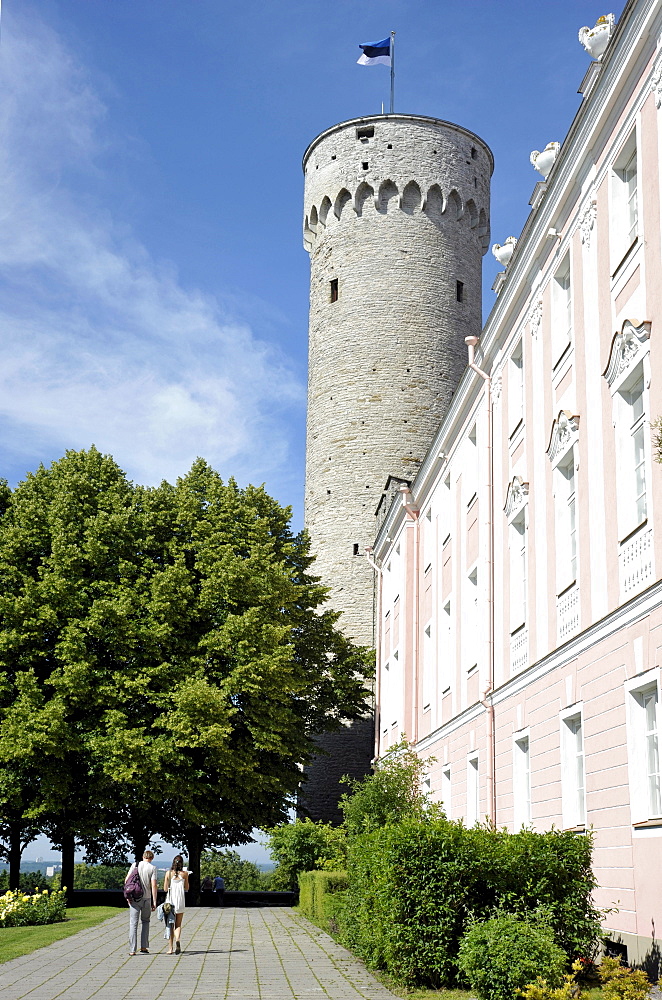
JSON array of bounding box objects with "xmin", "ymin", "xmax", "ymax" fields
[{"xmin": 0, "ymin": 887, "xmax": 67, "ymax": 927}]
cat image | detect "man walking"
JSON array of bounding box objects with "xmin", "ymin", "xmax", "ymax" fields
[{"xmin": 126, "ymin": 850, "xmax": 159, "ymax": 955}]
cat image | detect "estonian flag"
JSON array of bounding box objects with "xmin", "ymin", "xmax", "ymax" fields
[{"xmin": 357, "ymin": 37, "xmax": 391, "ymax": 67}]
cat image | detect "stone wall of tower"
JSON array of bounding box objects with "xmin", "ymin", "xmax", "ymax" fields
[{"xmin": 301, "ymin": 115, "xmax": 492, "ymax": 820}]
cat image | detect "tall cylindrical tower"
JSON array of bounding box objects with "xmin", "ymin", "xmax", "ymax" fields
[{"xmin": 302, "ymin": 114, "xmax": 493, "ymax": 819}]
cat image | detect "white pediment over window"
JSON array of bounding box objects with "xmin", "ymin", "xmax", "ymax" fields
[
  {"xmin": 504, "ymin": 476, "xmax": 529, "ymax": 520},
  {"xmin": 546, "ymin": 410, "xmax": 580, "ymax": 465},
  {"xmin": 603, "ymin": 319, "xmax": 651, "ymax": 390}
]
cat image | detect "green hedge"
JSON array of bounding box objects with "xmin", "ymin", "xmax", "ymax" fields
[
  {"xmin": 298, "ymin": 870, "xmax": 348, "ymax": 933},
  {"xmin": 339, "ymin": 818, "xmax": 600, "ymax": 988}
]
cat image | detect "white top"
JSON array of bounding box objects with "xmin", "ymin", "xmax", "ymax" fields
[{"xmin": 167, "ymin": 872, "xmax": 186, "ymax": 914}]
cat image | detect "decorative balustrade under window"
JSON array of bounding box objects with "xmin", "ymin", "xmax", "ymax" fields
[
  {"xmin": 557, "ymin": 583, "xmax": 580, "ymax": 643},
  {"xmin": 620, "ymin": 524, "xmax": 654, "ymax": 599},
  {"xmin": 510, "ymin": 626, "xmax": 528, "ymax": 674}
]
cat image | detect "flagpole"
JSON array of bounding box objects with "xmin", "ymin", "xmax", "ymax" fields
[{"xmin": 390, "ymin": 31, "xmax": 395, "ymax": 113}]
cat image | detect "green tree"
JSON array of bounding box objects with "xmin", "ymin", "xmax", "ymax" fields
[
  {"xmin": 0, "ymin": 449, "xmax": 372, "ymax": 899},
  {"xmin": 200, "ymin": 849, "xmax": 263, "ymax": 890}
]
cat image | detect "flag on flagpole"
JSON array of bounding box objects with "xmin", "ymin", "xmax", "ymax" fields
[{"xmin": 357, "ymin": 37, "xmax": 391, "ymax": 66}]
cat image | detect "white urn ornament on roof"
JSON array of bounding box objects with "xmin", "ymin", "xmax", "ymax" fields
[
  {"xmin": 578, "ymin": 14, "xmax": 616, "ymax": 60},
  {"xmin": 492, "ymin": 237, "xmax": 517, "ymax": 267},
  {"xmin": 530, "ymin": 142, "xmax": 560, "ymax": 179}
]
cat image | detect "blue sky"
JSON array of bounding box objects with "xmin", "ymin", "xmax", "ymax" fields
[
  {"xmin": 0, "ymin": 0, "xmax": 625, "ymax": 531},
  {"xmin": 7, "ymin": 1, "xmax": 622, "ymax": 864}
]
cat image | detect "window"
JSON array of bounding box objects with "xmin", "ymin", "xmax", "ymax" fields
[
  {"xmin": 623, "ymin": 150, "xmax": 638, "ymax": 246},
  {"xmin": 552, "ymin": 255, "xmax": 572, "ymax": 364},
  {"xmin": 441, "ymin": 767, "xmax": 451, "ymax": 817},
  {"xmin": 509, "ymin": 509, "xmax": 527, "ymax": 632},
  {"xmin": 555, "ymin": 449, "xmax": 577, "ymax": 593},
  {"xmin": 465, "ymin": 569, "xmax": 478, "ymax": 672},
  {"xmin": 356, "ymin": 126, "xmax": 374, "ymax": 140},
  {"xmin": 422, "ymin": 623, "xmax": 433, "ymax": 711},
  {"xmin": 441, "ymin": 600, "xmax": 452, "ymax": 694},
  {"xmin": 509, "ymin": 340, "xmax": 524, "ymax": 434},
  {"xmin": 513, "ymin": 735, "xmax": 531, "ymax": 829},
  {"xmin": 615, "ymin": 366, "xmax": 647, "ymax": 536},
  {"xmin": 330, "ymin": 278, "xmax": 338, "ymax": 302},
  {"xmin": 560, "ymin": 709, "xmax": 586, "ymax": 828},
  {"xmin": 464, "ymin": 425, "xmax": 478, "ymax": 506},
  {"xmin": 456, "ymin": 280, "xmax": 464, "ymax": 302},
  {"xmin": 612, "ymin": 135, "xmax": 638, "ymax": 264},
  {"xmin": 467, "ymin": 755, "xmax": 479, "ymax": 825},
  {"xmin": 626, "ymin": 673, "xmax": 662, "ymax": 823}
]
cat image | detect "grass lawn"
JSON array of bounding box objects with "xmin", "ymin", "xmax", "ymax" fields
[{"xmin": 0, "ymin": 907, "xmax": 119, "ymax": 964}]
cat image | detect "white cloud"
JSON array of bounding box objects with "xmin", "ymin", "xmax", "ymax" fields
[{"xmin": 0, "ymin": 10, "xmax": 304, "ymax": 487}]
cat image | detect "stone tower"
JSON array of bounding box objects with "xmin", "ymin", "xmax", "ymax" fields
[{"xmin": 301, "ymin": 114, "xmax": 493, "ymax": 820}]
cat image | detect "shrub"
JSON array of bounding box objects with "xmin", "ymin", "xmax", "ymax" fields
[
  {"xmin": 298, "ymin": 870, "xmax": 348, "ymax": 932},
  {"xmin": 340, "ymin": 818, "xmax": 601, "ymax": 988},
  {"xmin": 458, "ymin": 914, "xmax": 567, "ymax": 1000},
  {"xmin": 0, "ymin": 887, "xmax": 67, "ymax": 927},
  {"xmin": 598, "ymin": 956, "xmax": 651, "ymax": 1000},
  {"xmin": 339, "ymin": 739, "xmax": 435, "ymax": 836},
  {"xmin": 519, "ymin": 960, "xmax": 587, "ymax": 1000},
  {"xmin": 265, "ymin": 819, "xmax": 347, "ymax": 892}
]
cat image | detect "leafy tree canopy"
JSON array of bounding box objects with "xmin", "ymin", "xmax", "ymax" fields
[{"xmin": 0, "ymin": 448, "xmax": 372, "ymax": 888}]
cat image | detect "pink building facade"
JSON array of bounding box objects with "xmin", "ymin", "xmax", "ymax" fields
[{"xmin": 371, "ymin": 0, "xmax": 662, "ymax": 964}]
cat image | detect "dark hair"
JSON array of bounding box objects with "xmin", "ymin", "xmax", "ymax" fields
[{"xmin": 171, "ymin": 855, "xmax": 184, "ymax": 873}]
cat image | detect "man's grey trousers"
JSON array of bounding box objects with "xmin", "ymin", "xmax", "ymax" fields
[{"xmin": 128, "ymin": 899, "xmax": 152, "ymax": 953}]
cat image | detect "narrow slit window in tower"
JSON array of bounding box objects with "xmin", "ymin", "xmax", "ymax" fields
[
  {"xmin": 362, "ymin": 162, "xmax": 369, "ymax": 171},
  {"xmin": 471, "ymin": 146, "xmax": 478, "ymax": 159},
  {"xmin": 330, "ymin": 278, "xmax": 339, "ymax": 302},
  {"xmin": 353, "ymin": 543, "xmax": 360, "ymax": 556},
  {"xmin": 456, "ymin": 280, "xmax": 464, "ymax": 302}
]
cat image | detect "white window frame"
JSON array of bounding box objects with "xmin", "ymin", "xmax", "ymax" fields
[
  {"xmin": 509, "ymin": 508, "xmax": 527, "ymax": 633},
  {"xmin": 422, "ymin": 621, "xmax": 433, "ymax": 712},
  {"xmin": 512, "ymin": 730, "xmax": 531, "ymax": 829},
  {"xmin": 441, "ymin": 599, "xmax": 453, "ymax": 696},
  {"xmin": 560, "ymin": 704, "xmax": 586, "ymax": 829},
  {"xmin": 625, "ymin": 668, "xmax": 662, "ymax": 824},
  {"xmin": 615, "ymin": 363, "xmax": 649, "ymax": 540},
  {"xmin": 466, "ymin": 753, "xmax": 479, "ymax": 825},
  {"xmin": 441, "ymin": 766, "xmax": 451, "ymax": 818},
  {"xmin": 465, "ymin": 568, "xmax": 479, "ymax": 673},
  {"xmin": 464, "ymin": 424, "xmax": 478, "ymax": 507},
  {"xmin": 508, "ymin": 339, "xmax": 524, "ymax": 435},
  {"xmin": 554, "ymin": 448, "xmax": 577, "ymax": 594},
  {"xmin": 551, "ymin": 253, "xmax": 572, "ymax": 366},
  {"xmin": 611, "ymin": 131, "xmax": 639, "ymax": 269}
]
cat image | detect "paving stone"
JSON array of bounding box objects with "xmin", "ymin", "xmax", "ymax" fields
[{"xmin": 0, "ymin": 906, "xmax": 400, "ymax": 1000}]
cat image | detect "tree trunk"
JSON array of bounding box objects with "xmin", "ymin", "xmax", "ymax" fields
[
  {"xmin": 61, "ymin": 832, "xmax": 75, "ymax": 904},
  {"xmin": 130, "ymin": 825, "xmax": 150, "ymax": 864},
  {"xmin": 185, "ymin": 825, "xmax": 202, "ymax": 906},
  {"xmin": 8, "ymin": 821, "xmax": 22, "ymax": 890}
]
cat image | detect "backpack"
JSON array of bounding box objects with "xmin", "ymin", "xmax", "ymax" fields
[{"xmin": 123, "ymin": 865, "xmax": 144, "ymax": 902}]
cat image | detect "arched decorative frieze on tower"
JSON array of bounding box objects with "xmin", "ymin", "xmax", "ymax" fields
[{"xmin": 300, "ymin": 114, "xmax": 493, "ymax": 822}]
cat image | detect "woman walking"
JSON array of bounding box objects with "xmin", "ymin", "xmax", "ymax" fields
[{"xmin": 163, "ymin": 855, "xmax": 189, "ymax": 954}]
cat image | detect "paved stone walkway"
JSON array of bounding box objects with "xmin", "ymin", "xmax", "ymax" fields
[{"xmin": 0, "ymin": 906, "xmax": 400, "ymax": 1000}]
